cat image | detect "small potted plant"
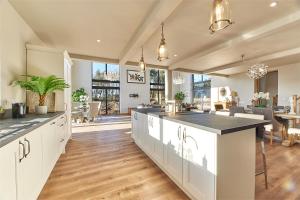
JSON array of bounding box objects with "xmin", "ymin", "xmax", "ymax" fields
[
  {"xmin": 14, "ymin": 75, "xmax": 69, "ymax": 114},
  {"xmin": 175, "ymin": 91, "xmax": 185, "ymax": 112},
  {"xmin": 0, "ymin": 106, "xmax": 5, "ymax": 119}
]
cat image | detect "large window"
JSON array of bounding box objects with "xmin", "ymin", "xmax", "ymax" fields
[
  {"xmin": 150, "ymin": 69, "xmax": 165, "ymax": 104},
  {"xmin": 92, "ymin": 62, "xmax": 120, "ymax": 114},
  {"xmin": 192, "ymin": 74, "xmax": 211, "ymax": 103}
]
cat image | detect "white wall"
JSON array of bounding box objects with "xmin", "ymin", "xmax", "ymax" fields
[
  {"xmin": 211, "ymin": 73, "xmax": 254, "ymax": 107},
  {"xmin": 278, "ymin": 62, "xmax": 300, "ymax": 106},
  {"xmin": 120, "ymin": 65, "xmax": 150, "ymax": 113},
  {"xmin": 0, "ymin": 0, "xmax": 43, "ymax": 108},
  {"xmin": 71, "ymin": 59, "xmax": 92, "ymax": 101}
]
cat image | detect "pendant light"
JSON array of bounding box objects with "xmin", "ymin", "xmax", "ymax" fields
[
  {"xmin": 157, "ymin": 23, "xmax": 168, "ymax": 61},
  {"xmin": 139, "ymin": 47, "xmax": 146, "ymax": 72},
  {"xmin": 209, "ymin": 0, "xmax": 233, "ymax": 33}
]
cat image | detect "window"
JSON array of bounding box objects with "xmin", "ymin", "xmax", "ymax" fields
[
  {"xmin": 92, "ymin": 62, "xmax": 120, "ymax": 114},
  {"xmin": 192, "ymin": 74, "xmax": 211, "ymax": 103},
  {"xmin": 150, "ymin": 69, "xmax": 165, "ymax": 104}
]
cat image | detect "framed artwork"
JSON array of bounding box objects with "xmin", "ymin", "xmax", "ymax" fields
[{"xmin": 127, "ymin": 70, "xmax": 145, "ymax": 84}]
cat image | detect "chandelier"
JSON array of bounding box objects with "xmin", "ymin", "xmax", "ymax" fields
[
  {"xmin": 104, "ymin": 72, "xmax": 119, "ymax": 80},
  {"xmin": 247, "ymin": 64, "xmax": 268, "ymax": 79},
  {"xmin": 139, "ymin": 47, "xmax": 146, "ymax": 72},
  {"xmin": 209, "ymin": 0, "xmax": 233, "ymax": 33},
  {"xmin": 157, "ymin": 23, "xmax": 168, "ymax": 61},
  {"xmin": 173, "ymin": 72, "xmax": 184, "ymax": 85}
]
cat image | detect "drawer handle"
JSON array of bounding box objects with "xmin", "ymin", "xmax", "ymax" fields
[
  {"xmin": 24, "ymin": 138, "xmax": 30, "ymax": 158},
  {"xmin": 19, "ymin": 141, "xmax": 26, "ymax": 162},
  {"xmin": 183, "ymin": 128, "xmax": 187, "ymax": 143},
  {"xmin": 178, "ymin": 126, "xmax": 181, "ymax": 140},
  {"xmin": 50, "ymin": 122, "xmax": 56, "ymax": 125},
  {"xmin": 60, "ymin": 139, "xmax": 65, "ymax": 143}
]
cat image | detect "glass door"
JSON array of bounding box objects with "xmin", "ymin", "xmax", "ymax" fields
[{"xmin": 92, "ymin": 63, "xmax": 120, "ymax": 115}]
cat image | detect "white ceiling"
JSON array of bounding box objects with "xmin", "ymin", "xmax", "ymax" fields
[{"xmin": 9, "ymin": 0, "xmax": 300, "ymax": 75}]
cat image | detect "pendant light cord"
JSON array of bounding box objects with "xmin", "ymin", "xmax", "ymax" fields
[{"xmin": 161, "ymin": 23, "xmax": 165, "ymax": 39}]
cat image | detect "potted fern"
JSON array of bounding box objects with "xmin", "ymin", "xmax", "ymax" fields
[{"xmin": 14, "ymin": 75, "xmax": 69, "ymax": 114}]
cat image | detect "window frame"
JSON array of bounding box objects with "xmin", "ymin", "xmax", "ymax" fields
[{"xmin": 150, "ymin": 69, "xmax": 165, "ymax": 104}]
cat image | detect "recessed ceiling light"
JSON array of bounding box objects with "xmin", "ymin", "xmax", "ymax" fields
[
  {"xmin": 270, "ymin": 1, "xmax": 278, "ymax": 7},
  {"xmin": 96, "ymin": 39, "xmax": 101, "ymax": 43},
  {"xmin": 173, "ymin": 54, "xmax": 178, "ymax": 57}
]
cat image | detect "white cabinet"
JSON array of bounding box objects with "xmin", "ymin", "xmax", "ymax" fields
[
  {"xmin": 183, "ymin": 126, "xmax": 217, "ymax": 200},
  {"xmin": 0, "ymin": 114, "xmax": 68, "ymax": 200},
  {"xmin": 131, "ymin": 111, "xmax": 140, "ymax": 145},
  {"xmin": 163, "ymin": 119, "xmax": 183, "ymax": 184},
  {"xmin": 0, "ymin": 140, "xmax": 18, "ymax": 200},
  {"xmin": 16, "ymin": 128, "xmax": 43, "ymax": 200},
  {"xmin": 148, "ymin": 115, "xmax": 164, "ymax": 165},
  {"xmin": 41, "ymin": 119, "xmax": 59, "ymax": 184}
]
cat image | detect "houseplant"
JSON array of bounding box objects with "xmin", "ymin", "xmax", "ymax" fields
[
  {"xmin": 14, "ymin": 75, "xmax": 69, "ymax": 114},
  {"xmin": 175, "ymin": 91, "xmax": 185, "ymax": 112}
]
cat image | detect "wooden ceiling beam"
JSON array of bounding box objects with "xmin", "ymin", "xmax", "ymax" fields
[
  {"xmin": 170, "ymin": 10, "xmax": 300, "ymax": 70},
  {"xmin": 119, "ymin": 0, "xmax": 183, "ymax": 66},
  {"xmin": 203, "ymin": 46, "xmax": 300, "ymax": 74}
]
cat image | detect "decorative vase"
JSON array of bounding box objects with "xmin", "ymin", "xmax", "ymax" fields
[{"xmin": 35, "ymin": 105, "xmax": 48, "ymax": 115}]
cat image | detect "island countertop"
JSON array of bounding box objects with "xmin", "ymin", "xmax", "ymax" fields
[
  {"xmin": 0, "ymin": 111, "xmax": 65, "ymax": 148},
  {"xmin": 134, "ymin": 109, "xmax": 270, "ymax": 135}
]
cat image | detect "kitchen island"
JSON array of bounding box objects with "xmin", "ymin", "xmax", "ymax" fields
[{"xmin": 131, "ymin": 109, "xmax": 269, "ymax": 200}]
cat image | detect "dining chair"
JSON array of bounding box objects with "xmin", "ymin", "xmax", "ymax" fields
[
  {"xmin": 234, "ymin": 113, "xmax": 268, "ymax": 189},
  {"xmin": 88, "ymin": 102, "xmax": 101, "ymax": 121},
  {"xmin": 287, "ymin": 128, "xmax": 300, "ymax": 145}
]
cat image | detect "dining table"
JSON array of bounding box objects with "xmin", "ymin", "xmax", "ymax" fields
[{"xmin": 275, "ymin": 113, "xmax": 300, "ymax": 146}]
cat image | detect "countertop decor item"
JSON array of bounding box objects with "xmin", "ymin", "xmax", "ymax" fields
[
  {"xmin": 252, "ymin": 92, "xmax": 270, "ymax": 108},
  {"xmin": 13, "ymin": 75, "xmax": 69, "ymax": 114}
]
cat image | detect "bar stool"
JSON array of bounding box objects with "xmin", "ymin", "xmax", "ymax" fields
[{"xmin": 234, "ymin": 113, "xmax": 268, "ymax": 189}]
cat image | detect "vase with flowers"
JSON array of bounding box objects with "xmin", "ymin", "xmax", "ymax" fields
[{"xmin": 252, "ymin": 92, "xmax": 270, "ymax": 108}]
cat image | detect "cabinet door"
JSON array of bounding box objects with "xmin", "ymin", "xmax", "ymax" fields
[
  {"xmin": 41, "ymin": 119, "xmax": 59, "ymax": 183},
  {"xmin": 17, "ymin": 128, "xmax": 43, "ymax": 200},
  {"xmin": 183, "ymin": 126, "xmax": 216, "ymax": 200},
  {"xmin": 0, "ymin": 141, "xmax": 18, "ymax": 200},
  {"xmin": 163, "ymin": 119, "xmax": 183, "ymax": 184},
  {"xmin": 148, "ymin": 116, "xmax": 163, "ymax": 164}
]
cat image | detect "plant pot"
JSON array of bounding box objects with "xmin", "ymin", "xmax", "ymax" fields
[{"xmin": 35, "ymin": 105, "xmax": 48, "ymax": 115}]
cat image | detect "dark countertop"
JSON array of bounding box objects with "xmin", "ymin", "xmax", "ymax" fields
[
  {"xmin": 0, "ymin": 112, "xmax": 65, "ymax": 148},
  {"xmin": 144, "ymin": 111, "xmax": 270, "ymax": 135}
]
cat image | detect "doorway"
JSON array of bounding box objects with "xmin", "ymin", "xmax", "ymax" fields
[{"xmin": 92, "ymin": 63, "xmax": 120, "ymax": 115}]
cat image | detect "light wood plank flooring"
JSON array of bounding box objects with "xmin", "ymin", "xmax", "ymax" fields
[
  {"xmin": 39, "ymin": 116, "xmax": 189, "ymax": 200},
  {"xmin": 39, "ymin": 115, "xmax": 300, "ymax": 200}
]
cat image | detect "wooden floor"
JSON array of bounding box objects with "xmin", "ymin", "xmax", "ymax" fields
[{"xmin": 39, "ymin": 115, "xmax": 300, "ymax": 200}]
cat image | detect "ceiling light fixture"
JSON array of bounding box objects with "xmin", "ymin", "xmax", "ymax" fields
[
  {"xmin": 247, "ymin": 63, "xmax": 268, "ymax": 79},
  {"xmin": 270, "ymin": 1, "xmax": 278, "ymax": 7},
  {"xmin": 173, "ymin": 71, "xmax": 184, "ymax": 85},
  {"xmin": 173, "ymin": 54, "xmax": 178, "ymax": 57},
  {"xmin": 96, "ymin": 39, "xmax": 101, "ymax": 43},
  {"xmin": 209, "ymin": 0, "xmax": 233, "ymax": 34},
  {"xmin": 139, "ymin": 47, "xmax": 146, "ymax": 72},
  {"xmin": 157, "ymin": 23, "xmax": 168, "ymax": 61}
]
